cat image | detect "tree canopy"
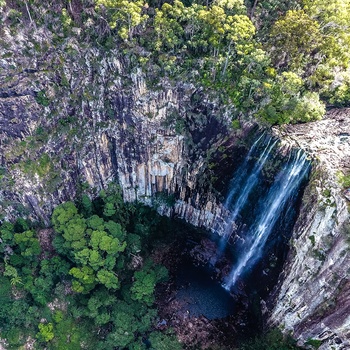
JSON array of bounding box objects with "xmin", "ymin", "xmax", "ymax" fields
[
  {"xmin": 0, "ymin": 186, "xmax": 177, "ymax": 349},
  {"xmin": 2, "ymin": 0, "xmax": 348, "ymax": 122}
]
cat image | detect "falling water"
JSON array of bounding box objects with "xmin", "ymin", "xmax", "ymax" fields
[
  {"xmin": 224, "ymin": 133, "xmax": 265, "ymax": 208},
  {"xmin": 218, "ymin": 135, "xmax": 278, "ymax": 253},
  {"xmin": 223, "ymin": 149, "xmax": 310, "ymax": 290},
  {"xmin": 226, "ymin": 138, "xmax": 277, "ymax": 223}
]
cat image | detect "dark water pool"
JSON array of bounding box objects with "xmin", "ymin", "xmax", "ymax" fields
[{"xmin": 175, "ymin": 261, "xmax": 235, "ymax": 320}]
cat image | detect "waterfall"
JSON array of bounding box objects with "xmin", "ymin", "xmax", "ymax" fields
[
  {"xmin": 224, "ymin": 133, "xmax": 265, "ymax": 209},
  {"xmin": 218, "ymin": 135, "xmax": 277, "ymax": 253},
  {"xmin": 223, "ymin": 149, "xmax": 310, "ymax": 291}
]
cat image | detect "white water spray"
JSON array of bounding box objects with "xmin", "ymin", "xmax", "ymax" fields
[
  {"xmin": 224, "ymin": 133, "xmax": 265, "ymax": 209},
  {"xmin": 219, "ymin": 136, "xmax": 277, "ymax": 252},
  {"xmin": 223, "ymin": 150, "xmax": 310, "ymax": 290}
]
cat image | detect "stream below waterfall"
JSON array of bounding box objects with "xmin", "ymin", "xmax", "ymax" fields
[{"xmin": 175, "ymin": 259, "xmax": 235, "ymax": 319}]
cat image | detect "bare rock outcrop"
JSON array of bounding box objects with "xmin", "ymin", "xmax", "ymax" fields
[{"xmin": 270, "ymin": 111, "xmax": 350, "ymax": 349}]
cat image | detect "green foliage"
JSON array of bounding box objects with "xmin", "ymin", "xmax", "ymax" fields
[
  {"xmin": 309, "ymin": 235, "xmax": 316, "ymax": 246},
  {"xmin": 87, "ymin": 215, "xmax": 105, "ymax": 231},
  {"xmin": 96, "ymin": 269, "xmax": 119, "ymax": 289},
  {"xmin": 20, "ymin": 153, "xmax": 53, "ymax": 179},
  {"xmin": 149, "ymin": 331, "xmax": 183, "ymax": 349},
  {"xmin": 69, "ymin": 265, "xmax": 96, "ymax": 293},
  {"xmin": 265, "ymin": 0, "xmax": 350, "ymax": 105},
  {"xmin": 109, "ymin": 311, "xmax": 138, "ymax": 347},
  {"xmin": 103, "ymin": 201, "xmax": 116, "ymax": 217},
  {"xmin": 0, "ymin": 185, "xmax": 178, "ymax": 348},
  {"xmin": 95, "ymin": 0, "xmax": 148, "ymax": 40},
  {"xmin": 80, "ymin": 194, "xmax": 93, "ymax": 218},
  {"xmin": 127, "ymin": 233, "xmax": 142, "ymax": 253},
  {"xmin": 268, "ymin": 10, "xmax": 321, "ymax": 71},
  {"xmin": 37, "ymin": 322, "xmax": 54, "ymax": 342},
  {"xmin": 5, "ymin": 0, "xmax": 339, "ymax": 126},
  {"xmin": 98, "ymin": 184, "xmax": 131, "ymax": 225},
  {"xmin": 131, "ymin": 262, "xmax": 168, "ymax": 305},
  {"xmin": 52, "ymin": 201, "xmax": 79, "ymax": 233},
  {"xmin": 231, "ymin": 119, "xmax": 241, "ymax": 129},
  {"xmin": 4, "ymin": 263, "xmax": 22, "ymax": 286},
  {"xmin": 35, "ymin": 90, "xmax": 50, "ymax": 107},
  {"xmin": 152, "ymin": 0, "xmax": 254, "ymax": 60},
  {"xmin": 327, "ymin": 74, "xmax": 350, "ymax": 106},
  {"xmin": 144, "ymin": 0, "xmax": 330, "ymax": 124},
  {"xmin": 338, "ymin": 171, "xmax": 350, "ymax": 188},
  {"xmin": 304, "ymin": 0, "xmax": 350, "ymax": 69},
  {"xmin": 305, "ymin": 338, "xmax": 322, "ymax": 349},
  {"xmin": 0, "ymin": 182, "xmax": 284, "ymax": 350},
  {"xmin": 14, "ymin": 230, "xmax": 41, "ymax": 258},
  {"xmin": 0, "ymin": 276, "xmax": 12, "ymax": 304},
  {"xmin": 60, "ymin": 8, "xmax": 72, "ymax": 31},
  {"xmin": 258, "ymin": 72, "xmax": 325, "ymax": 124},
  {"xmin": 52, "ymin": 200, "xmax": 128, "ymax": 291},
  {"xmin": 14, "ymin": 218, "xmax": 30, "ymax": 232},
  {"xmin": 292, "ymin": 92, "xmax": 326, "ymax": 123},
  {"xmin": 238, "ymin": 329, "xmax": 300, "ymax": 350},
  {"xmin": 0, "ymin": 222, "xmax": 15, "ymax": 250},
  {"xmin": 104, "ymin": 220, "xmax": 126, "ymax": 241},
  {"xmin": 51, "ymin": 315, "xmax": 94, "ymax": 350},
  {"xmin": 2, "ymin": 0, "xmax": 350, "ymax": 126}
]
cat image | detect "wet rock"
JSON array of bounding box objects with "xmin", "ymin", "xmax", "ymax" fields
[{"xmin": 189, "ymin": 238, "xmax": 217, "ymax": 266}]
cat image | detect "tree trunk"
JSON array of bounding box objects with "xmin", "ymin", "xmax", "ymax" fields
[
  {"xmin": 24, "ymin": 1, "xmax": 34, "ymax": 26},
  {"xmin": 222, "ymin": 40, "xmax": 232, "ymax": 77},
  {"xmin": 250, "ymin": 0, "xmax": 259, "ymax": 20}
]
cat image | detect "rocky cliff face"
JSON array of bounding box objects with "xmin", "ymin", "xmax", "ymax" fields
[
  {"xmin": 0, "ymin": 26, "xmax": 252, "ymax": 231},
  {"xmin": 270, "ymin": 111, "xmax": 350, "ymax": 349}
]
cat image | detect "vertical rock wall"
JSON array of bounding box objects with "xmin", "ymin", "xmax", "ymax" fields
[
  {"xmin": 0, "ymin": 27, "xmax": 251, "ymax": 230},
  {"xmin": 270, "ymin": 111, "xmax": 350, "ymax": 349}
]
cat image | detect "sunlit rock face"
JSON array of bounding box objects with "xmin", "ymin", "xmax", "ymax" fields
[
  {"xmin": 270, "ymin": 110, "xmax": 350, "ymax": 350},
  {"xmin": 0, "ymin": 27, "xmax": 251, "ymax": 229}
]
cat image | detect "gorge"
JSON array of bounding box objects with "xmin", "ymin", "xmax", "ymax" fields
[
  {"xmin": 1, "ymin": 59, "xmax": 349, "ymax": 348},
  {"xmin": 1, "ymin": 1, "xmax": 350, "ymax": 349}
]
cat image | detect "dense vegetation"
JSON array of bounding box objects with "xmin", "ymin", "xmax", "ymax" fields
[
  {"xmin": 0, "ymin": 185, "xmax": 181, "ymax": 349},
  {"xmin": 0, "ymin": 184, "xmax": 303, "ymax": 349},
  {"xmin": 1, "ymin": 0, "xmax": 349, "ymax": 126},
  {"xmin": 238, "ymin": 329, "xmax": 300, "ymax": 350}
]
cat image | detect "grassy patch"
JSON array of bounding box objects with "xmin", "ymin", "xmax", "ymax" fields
[
  {"xmin": 35, "ymin": 90, "xmax": 50, "ymax": 107},
  {"xmin": 337, "ymin": 170, "xmax": 350, "ymax": 188},
  {"xmin": 305, "ymin": 338, "xmax": 322, "ymax": 349}
]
